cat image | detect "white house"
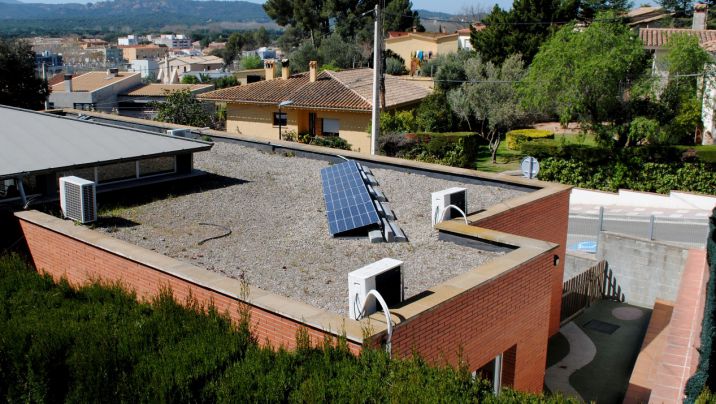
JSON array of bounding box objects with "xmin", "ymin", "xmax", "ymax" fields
[{"xmin": 640, "ymin": 3, "xmax": 716, "ymax": 144}]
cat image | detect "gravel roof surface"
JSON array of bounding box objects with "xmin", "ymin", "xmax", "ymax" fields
[{"xmin": 96, "ymin": 142, "xmax": 527, "ymax": 315}]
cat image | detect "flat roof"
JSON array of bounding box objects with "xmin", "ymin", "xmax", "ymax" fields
[
  {"xmin": 50, "ymin": 71, "xmax": 140, "ymax": 93},
  {"xmin": 0, "ymin": 106, "xmax": 212, "ymax": 179},
  {"xmin": 94, "ymin": 141, "xmax": 527, "ymax": 315},
  {"xmin": 121, "ymin": 83, "xmax": 214, "ymax": 97}
]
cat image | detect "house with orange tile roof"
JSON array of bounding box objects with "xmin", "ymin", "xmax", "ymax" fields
[
  {"xmin": 198, "ymin": 61, "xmax": 430, "ymax": 153},
  {"xmin": 639, "ymin": 3, "xmax": 716, "ymax": 144},
  {"xmin": 48, "ymin": 69, "xmax": 141, "ymax": 112}
]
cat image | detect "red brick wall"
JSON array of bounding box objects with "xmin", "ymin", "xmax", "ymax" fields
[
  {"xmin": 389, "ymin": 251, "xmax": 555, "ymax": 393},
  {"xmin": 471, "ymin": 188, "xmax": 570, "ymax": 336},
  {"xmin": 18, "ymin": 219, "xmax": 362, "ymax": 354}
]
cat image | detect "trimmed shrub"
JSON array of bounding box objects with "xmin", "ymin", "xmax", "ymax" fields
[
  {"xmin": 537, "ymin": 157, "xmax": 716, "ymax": 194},
  {"xmin": 506, "ymin": 129, "xmax": 554, "ymax": 150},
  {"xmin": 309, "ymin": 135, "xmax": 352, "ymax": 151},
  {"xmin": 378, "ymin": 132, "xmax": 483, "ymax": 168}
]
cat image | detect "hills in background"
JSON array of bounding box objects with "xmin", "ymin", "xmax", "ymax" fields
[{"xmin": 0, "ymin": 0, "xmax": 458, "ymax": 37}]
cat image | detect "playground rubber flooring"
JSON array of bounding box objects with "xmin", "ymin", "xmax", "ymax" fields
[{"xmin": 545, "ymin": 300, "xmax": 652, "ymax": 403}]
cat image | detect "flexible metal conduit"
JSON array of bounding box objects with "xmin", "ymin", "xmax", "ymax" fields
[
  {"xmin": 357, "ymin": 289, "xmax": 394, "ymax": 358},
  {"xmin": 439, "ymin": 204, "xmax": 469, "ymax": 225}
]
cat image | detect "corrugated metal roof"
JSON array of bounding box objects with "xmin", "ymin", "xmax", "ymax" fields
[{"xmin": 0, "ymin": 106, "xmax": 212, "ymax": 179}]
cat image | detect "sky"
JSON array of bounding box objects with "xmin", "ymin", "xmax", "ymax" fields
[{"xmin": 16, "ymin": 0, "xmax": 512, "ymax": 14}]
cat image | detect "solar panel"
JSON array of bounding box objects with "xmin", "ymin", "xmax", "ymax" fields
[{"xmin": 321, "ymin": 160, "xmax": 381, "ymax": 236}]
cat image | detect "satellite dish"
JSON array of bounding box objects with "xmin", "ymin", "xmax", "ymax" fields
[{"xmin": 521, "ymin": 156, "xmax": 539, "ymax": 179}]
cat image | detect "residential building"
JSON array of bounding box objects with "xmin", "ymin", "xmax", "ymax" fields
[
  {"xmin": 242, "ymin": 46, "xmax": 277, "ymax": 60},
  {"xmin": 117, "ymin": 83, "xmax": 214, "ymax": 118},
  {"xmin": 121, "ymin": 45, "xmax": 169, "ymax": 62},
  {"xmin": 198, "ymin": 61, "xmax": 430, "ymax": 153},
  {"xmin": 456, "ymin": 23, "xmax": 486, "ymax": 50},
  {"xmin": 79, "ymin": 38, "xmax": 109, "ymax": 49},
  {"xmin": 627, "ymin": 6, "xmax": 671, "ymax": 30},
  {"xmin": 35, "ymin": 50, "xmax": 64, "ymax": 76},
  {"xmin": 48, "ymin": 69, "xmax": 142, "ymax": 112},
  {"xmin": 129, "ymin": 59, "xmax": 160, "ymax": 79},
  {"xmin": 102, "ymin": 47, "xmax": 124, "ymax": 64},
  {"xmin": 151, "ymin": 34, "xmax": 192, "ymax": 49},
  {"xmin": 385, "ymin": 31, "xmax": 459, "ymax": 74},
  {"xmin": 639, "ymin": 3, "xmax": 716, "ymax": 144},
  {"xmin": 233, "ymin": 68, "xmax": 266, "ymax": 85},
  {"xmin": 118, "ymin": 35, "xmax": 140, "ymax": 46},
  {"xmin": 157, "ymin": 55, "xmax": 225, "ymax": 84}
]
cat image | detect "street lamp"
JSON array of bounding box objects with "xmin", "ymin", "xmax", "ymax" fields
[{"xmin": 277, "ymin": 100, "xmax": 294, "ymax": 140}]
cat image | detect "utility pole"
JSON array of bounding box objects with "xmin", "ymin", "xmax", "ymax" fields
[
  {"xmin": 41, "ymin": 62, "xmax": 49, "ymax": 110},
  {"xmin": 370, "ymin": 3, "xmax": 382, "ymax": 156}
]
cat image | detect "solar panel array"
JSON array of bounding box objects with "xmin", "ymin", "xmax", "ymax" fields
[{"xmin": 321, "ymin": 160, "xmax": 381, "ymax": 236}]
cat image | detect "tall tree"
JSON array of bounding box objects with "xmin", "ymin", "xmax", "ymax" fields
[
  {"xmin": 519, "ymin": 12, "xmax": 649, "ymax": 146},
  {"xmin": 470, "ymin": 0, "xmax": 579, "ymax": 65},
  {"xmin": 383, "ymin": 0, "xmax": 423, "ymax": 32},
  {"xmin": 0, "ymin": 39, "xmax": 49, "ymax": 110},
  {"xmin": 153, "ymin": 90, "xmax": 213, "ymax": 128},
  {"xmin": 266, "ymin": 0, "xmax": 421, "ymax": 46},
  {"xmin": 448, "ymin": 54, "xmax": 528, "ymax": 162}
]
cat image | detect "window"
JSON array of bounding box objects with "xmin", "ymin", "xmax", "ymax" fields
[
  {"xmin": 322, "ymin": 118, "xmax": 340, "ymax": 136},
  {"xmin": 273, "ymin": 112, "xmax": 287, "ymax": 126},
  {"xmin": 139, "ymin": 156, "xmax": 176, "ymax": 177}
]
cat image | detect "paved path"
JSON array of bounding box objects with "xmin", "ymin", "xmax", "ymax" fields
[{"xmin": 545, "ymin": 322, "xmax": 597, "ymax": 401}]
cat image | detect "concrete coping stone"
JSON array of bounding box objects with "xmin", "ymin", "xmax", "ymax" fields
[{"xmin": 14, "ymin": 210, "xmax": 366, "ymax": 343}]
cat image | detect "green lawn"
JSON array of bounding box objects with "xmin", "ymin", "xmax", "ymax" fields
[{"xmin": 474, "ymin": 141, "xmax": 522, "ymax": 173}]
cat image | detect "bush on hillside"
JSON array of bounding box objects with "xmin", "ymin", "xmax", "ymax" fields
[{"xmin": 0, "ymin": 254, "xmax": 577, "ymax": 403}]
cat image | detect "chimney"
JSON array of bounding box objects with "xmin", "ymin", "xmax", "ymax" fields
[
  {"xmin": 694, "ymin": 3, "xmax": 708, "ymax": 30},
  {"xmin": 281, "ymin": 58, "xmax": 290, "ymax": 80},
  {"xmin": 107, "ymin": 67, "xmax": 119, "ymax": 77},
  {"xmin": 63, "ymin": 74, "xmax": 73, "ymax": 92},
  {"xmin": 264, "ymin": 59, "xmax": 275, "ymax": 81},
  {"xmin": 309, "ymin": 60, "xmax": 317, "ymax": 82}
]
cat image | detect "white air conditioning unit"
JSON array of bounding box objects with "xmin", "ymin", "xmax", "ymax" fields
[
  {"xmin": 348, "ymin": 258, "xmax": 403, "ymax": 320},
  {"xmin": 167, "ymin": 128, "xmax": 193, "ymax": 138},
  {"xmin": 59, "ymin": 176, "xmax": 97, "ymax": 224},
  {"xmin": 431, "ymin": 187, "xmax": 467, "ymax": 225}
]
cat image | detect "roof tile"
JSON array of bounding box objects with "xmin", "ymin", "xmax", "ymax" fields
[{"xmin": 198, "ymin": 68, "xmax": 429, "ymax": 111}]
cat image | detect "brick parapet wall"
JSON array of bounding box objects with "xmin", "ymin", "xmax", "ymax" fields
[
  {"xmin": 468, "ymin": 188, "xmax": 571, "ymax": 336},
  {"xmin": 389, "ymin": 250, "xmax": 555, "ymax": 393},
  {"xmin": 17, "ymin": 215, "xmax": 364, "ymax": 354}
]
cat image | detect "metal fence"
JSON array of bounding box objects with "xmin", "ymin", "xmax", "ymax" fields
[{"xmin": 567, "ymin": 207, "xmax": 710, "ymax": 253}]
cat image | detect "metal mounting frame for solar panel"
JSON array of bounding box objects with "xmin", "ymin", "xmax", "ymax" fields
[{"xmin": 321, "ymin": 160, "xmax": 381, "ymax": 236}]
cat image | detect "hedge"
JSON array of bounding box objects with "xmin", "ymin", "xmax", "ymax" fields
[
  {"xmin": 521, "ymin": 141, "xmax": 716, "ymax": 165},
  {"xmin": 537, "ymin": 158, "xmax": 716, "ymax": 194},
  {"xmin": 0, "ymin": 254, "xmax": 577, "ymax": 403},
  {"xmin": 379, "ymin": 132, "xmax": 484, "ymax": 168},
  {"xmin": 506, "ymin": 129, "xmax": 554, "ymax": 151},
  {"xmin": 684, "ymin": 208, "xmax": 716, "ymax": 403}
]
